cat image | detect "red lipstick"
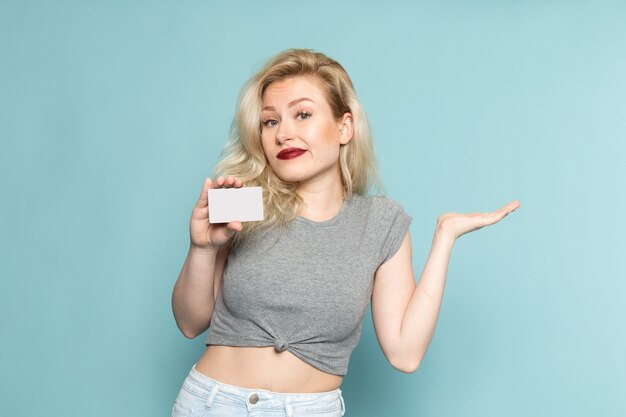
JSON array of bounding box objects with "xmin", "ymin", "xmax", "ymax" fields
[{"xmin": 277, "ymin": 148, "xmax": 307, "ymax": 160}]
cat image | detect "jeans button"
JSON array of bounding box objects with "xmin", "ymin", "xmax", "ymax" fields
[{"xmin": 248, "ymin": 393, "xmax": 259, "ymax": 404}]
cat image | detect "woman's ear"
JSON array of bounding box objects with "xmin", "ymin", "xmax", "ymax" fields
[{"xmin": 338, "ymin": 112, "xmax": 354, "ymax": 145}]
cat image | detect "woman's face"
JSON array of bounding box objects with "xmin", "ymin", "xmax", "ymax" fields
[{"xmin": 260, "ymin": 76, "xmax": 352, "ymax": 187}]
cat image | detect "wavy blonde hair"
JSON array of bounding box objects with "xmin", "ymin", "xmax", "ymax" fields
[{"xmin": 214, "ymin": 48, "xmax": 381, "ymax": 240}]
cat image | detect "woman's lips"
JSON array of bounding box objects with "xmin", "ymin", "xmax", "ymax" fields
[{"xmin": 277, "ymin": 148, "xmax": 307, "ymax": 160}]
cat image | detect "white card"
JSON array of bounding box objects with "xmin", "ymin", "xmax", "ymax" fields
[{"xmin": 207, "ymin": 187, "xmax": 264, "ymax": 223}]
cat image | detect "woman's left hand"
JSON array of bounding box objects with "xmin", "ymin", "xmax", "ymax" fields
[{"xmin": 436, "ymin": 200, "xmax": 521, "ymax": 240}]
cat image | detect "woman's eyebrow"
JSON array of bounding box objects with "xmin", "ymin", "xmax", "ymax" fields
[{"xmin": 262, "ymin": 97, "xmax": 315, "ymax": 111}]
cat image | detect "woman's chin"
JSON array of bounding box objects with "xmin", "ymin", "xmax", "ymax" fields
[
  {"xmin": 276, "ymin": 174, "xmax": 306, "ymax": 184},
  {"xmin": 271, "ymin": 169, "xmax": 309, "ymax": 184}
]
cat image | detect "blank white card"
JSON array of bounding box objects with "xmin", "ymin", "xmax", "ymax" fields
[{"xmin": 208, "ymin": 187, "xmax": 264, "ymax": 223}]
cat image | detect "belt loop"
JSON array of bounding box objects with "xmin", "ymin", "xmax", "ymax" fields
[
  {"xmin": 338, "ymin": 389, "xmax": 345, "ymax": 416},
  {"xmin": 285, "ymin": 395, "xmax": 293, "ymax": 417},
  {"xmin": 205, "ymin": 383, "xmax": 220, "ymax": 410}
]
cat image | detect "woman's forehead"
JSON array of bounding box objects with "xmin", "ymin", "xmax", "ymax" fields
[{"xmin": 262, "ymin": 76, "xmax": 326, "ymax": 106}]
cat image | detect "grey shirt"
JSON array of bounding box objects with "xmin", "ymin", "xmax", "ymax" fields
[{"xmin": 204, "ymin": 194, "xmax": 412, "ymax": 376}]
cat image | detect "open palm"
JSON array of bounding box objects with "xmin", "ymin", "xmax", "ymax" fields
[{"xmin": 437, "ymin": 200, "xmax": 521, "ymax": 240}]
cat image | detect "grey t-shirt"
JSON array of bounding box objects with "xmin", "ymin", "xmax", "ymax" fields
[{"xmin": 204, "ymin": 194, "xmax": 412, "ymax": 376}]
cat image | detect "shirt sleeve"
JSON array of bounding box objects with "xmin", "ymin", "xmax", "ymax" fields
[{"xmin": 379, "ymin": 198, "xmax": 413, "ymax": 265}]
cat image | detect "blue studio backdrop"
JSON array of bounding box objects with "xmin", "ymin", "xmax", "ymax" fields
[{"xmin": 1, "ymin": 1, "xmax": 625, "ymax": 416}]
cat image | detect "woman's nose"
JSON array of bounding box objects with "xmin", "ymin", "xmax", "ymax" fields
[{"xmin": 275, "ymin": 120, "xmax": 295, "ymax": 145}]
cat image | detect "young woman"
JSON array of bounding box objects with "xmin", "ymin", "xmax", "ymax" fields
[{"xmin": 171, "ymin": 48, "xmax": 520, "ymax": 417}]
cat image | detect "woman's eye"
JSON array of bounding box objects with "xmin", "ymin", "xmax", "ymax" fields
[
  {"xmin": 262, "ymin": 119, "xmax": 277, "ymax": 128},
  {"xmin": 297, "ymin": 111, "xmax": 312, "ymax": 120},
  {"xmin": 262, "ymin": 112, "xmax": 310, "ymax": 128}
]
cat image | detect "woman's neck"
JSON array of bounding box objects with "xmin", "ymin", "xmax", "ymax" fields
[{"xmin": 296, "ymin": 176, "xmax": 346, "ymax": 222}]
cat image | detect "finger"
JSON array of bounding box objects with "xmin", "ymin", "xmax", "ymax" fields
[
  {"xmin": 487, "ymin": 201, "xmax": 519, "ymax": 216},
  {"xmin": 226, "ymin": 221, "xmax": 243, "ymax": 232},
  {"xmin": 224, "ymin": 175, "xmax": 236, "ymax": 188},
  {"xmin": 510, "ymin": 200, "xmax": 521, "ymax": 211},
  {"xmin": 217, "ymin": 221, "xmax": 241, "ymax": 240},
  {"xmin": 487, "ymin": 201, "xmax": 520, "ymax": 221},
  {"xmin": 503, "ymin": 200, "xmax": 521, "ymax": 214},
  {"xmin": 214, "ymin": 176, "xmax": 225, "ymax": 188},
  {"xmin": 234, "ymin": 178, "xmax": 244, "ymax": 188},
  {"xmin": 195, "ymin": 177, "xmax": 212, "ymax": 208}
]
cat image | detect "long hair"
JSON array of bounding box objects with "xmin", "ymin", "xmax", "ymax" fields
[{"xmin": 214, "ymin": 48, "xmax": 381, "ymax": 241}]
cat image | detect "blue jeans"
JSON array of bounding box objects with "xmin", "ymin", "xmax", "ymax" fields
[{"xmin": 171, "ymin": 364, "xmax": 346, "ymax": 417}]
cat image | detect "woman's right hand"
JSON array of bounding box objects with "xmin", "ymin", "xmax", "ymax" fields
[{"xmin": 189, "ymin": 176, "xmax": 244, "ymax": 250}]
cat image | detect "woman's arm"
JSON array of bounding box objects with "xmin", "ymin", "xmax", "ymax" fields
[
  {"xmin": 171, "ymin": 243, "xmax": 230, "ymax": 339},
  {"xmin": 372, "ymin": 200, "xmax": 520, "ymax": 373},
  {"xmin": 371, "ymin": 229, "xmax": 453, "ymax": 372},
  {"xmin": 171, "ymin": 176, "xmax": 243, "ymax": 339}
]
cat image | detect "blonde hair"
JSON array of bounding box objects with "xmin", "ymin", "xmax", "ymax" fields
[{"xmin": 214, "ymin": 48, "xmax": 381, "ymax": 240}]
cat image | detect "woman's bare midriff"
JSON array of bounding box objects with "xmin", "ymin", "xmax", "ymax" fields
[{"xmin": 195, "ymin": 345, "xmax": 343, "ymax": 393}]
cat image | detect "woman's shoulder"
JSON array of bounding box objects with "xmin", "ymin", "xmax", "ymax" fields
[
  {"xmin": 349, "ymin": 193, "xmax": 408, "ymax": 215},
  {"xmin": 347, "ymin": 193, "xmax": 413, "ymax": 263}
]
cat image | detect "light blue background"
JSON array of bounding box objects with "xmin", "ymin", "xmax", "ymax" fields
[{"xmin": 1, "ymin": 1, "xmax": 625, "ymax": 416}]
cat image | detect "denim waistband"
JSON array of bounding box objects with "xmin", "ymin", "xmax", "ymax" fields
[{"xmin": 183, "ymin": 363, "xmax": 345, "ymax": 416}]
